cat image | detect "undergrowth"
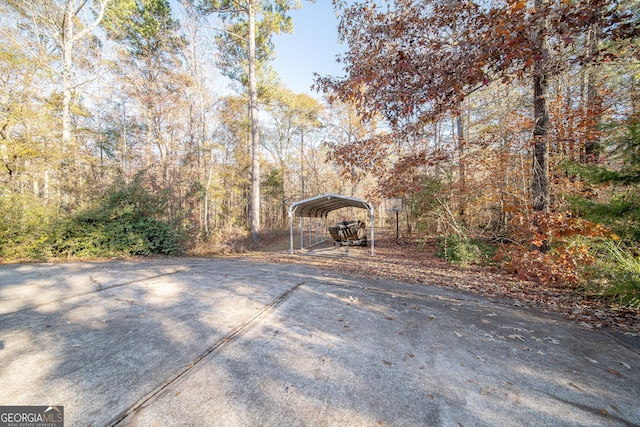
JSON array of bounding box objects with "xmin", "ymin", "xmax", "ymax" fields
[
  {"xmin": 435, "ymin": 234, "xmax": 496, "ymax": 266},
  {"xmin": 0, "ymin": 174, "xmax": 184, "ymax": 261},
  {"xmin": 584, "ymin": 241, "xmax": 640, "ymax": 309}
]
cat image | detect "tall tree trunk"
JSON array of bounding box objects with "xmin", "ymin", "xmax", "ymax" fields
[
  {"xmin": 584, "ymin": 16, "xmax": 601, "ymax": 163},
  {"xmin": 248, "ymin": 0, "xmax": 261, "ymax": 241},
  {"xmin": 532, "ymin": 0, "xmax": 550, "ymax": 252},
  {"xmin": 456, "ymin": 112, "xmax": 466, "ymax": 224},
  {"xmin": 532, "ymin": 0, "xmax": 550, "ymax": 215},
  {"xmin": 456, "ymin": 114, "xmax": 465, "ymax": 188},
  {"xmin": 281, "ymin": 160, "xmax": 287, "ymax": 227},
  {"xmin": 300, "ymin": 132, "xmax": 305, "ymax": 199},
  {"xmin": 631, "ymin": 74, "xmax": 639, "ymax": 117},
  {"xmin": 565, "ymin": 78, "xmax": 576, "ymax": 161},
  {"xmin": 204, "ymin": 146, "xmax": 215, "ymax": 236},
  {"xmin": 61, "ymin": 1, "xmax": 73, "ymax": 151},
  {"xmin": 60, "ymin": 0, "xmax": 110, "ymax": 151},
  {"xmin": 532, "ymin": 75, "xmax": 550, "ymax": 213}
]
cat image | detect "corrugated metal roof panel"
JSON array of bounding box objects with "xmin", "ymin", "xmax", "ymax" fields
[{"xmin": 289, "ymin": 194, "xmax": 373, "ymax": 218}]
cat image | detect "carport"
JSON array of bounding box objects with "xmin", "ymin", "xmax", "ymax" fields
[{"xmin": 289, "ymin": 193, "xmax": 375, "ymax": 256}]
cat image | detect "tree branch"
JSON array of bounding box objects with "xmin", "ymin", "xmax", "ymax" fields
[{"xmin": 71, "ymin": 0, "xmax": 111, "ymax": 44}]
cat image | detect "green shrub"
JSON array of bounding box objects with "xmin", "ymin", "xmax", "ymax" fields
[
  {"xmin": 47, "ymin": 213, "xmax": 182, "ymax": 258},
  {"xmin": 46, "ymin": 176, "xmax": 184, "ymax": 258},
  {"xmin": 567, "ymin": 192, "xmax": 640, "ymax": 242},
  {"xmin": 0, "ymin": 194, "xmax": 54, "ymax": 260},
  {"xmin": 1, "ymin": 174, "xmax": 184, "ymax": 261},
  {"xmin": 436, "ymin": 234, "xmax": 495, "ymax": 266}
]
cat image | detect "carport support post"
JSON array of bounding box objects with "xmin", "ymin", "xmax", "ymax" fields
[
  {"xmin": 289, "ymin": 206, "xmax": 298, "ymax": 255},
  {"xmin": 370, "ymin": 208, "xmax": 375, "ymax": 256}
]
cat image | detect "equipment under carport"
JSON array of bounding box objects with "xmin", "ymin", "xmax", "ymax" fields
[{"xmin": 328, "ymin": 220, "xmax": 368, "ymax": 247}]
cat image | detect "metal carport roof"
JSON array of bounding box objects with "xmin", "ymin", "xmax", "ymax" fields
[
  {"xmin": 288, "ymin": 194, "xmax": 375, "ymax": 256},
  {"xmin": 288, "ymin": 193, "xmax": 373, "ymax": 218}
]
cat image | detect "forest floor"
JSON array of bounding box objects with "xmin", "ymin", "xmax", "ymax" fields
[{"xmin": 242, "ymin": 229, "xmax": 640, "ymax": 336}]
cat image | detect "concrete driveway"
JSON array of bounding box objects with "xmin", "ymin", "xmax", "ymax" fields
[{"xmin": 0, "ymin": 258, "xmax": 638, "ymax": 426}]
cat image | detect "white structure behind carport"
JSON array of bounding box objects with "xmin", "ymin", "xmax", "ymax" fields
[{"xmin": 289, "ymin": 194, "xmax": 375, "ymax": 256}]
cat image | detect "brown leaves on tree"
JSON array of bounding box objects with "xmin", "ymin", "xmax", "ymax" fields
[
  {"xmin": 319, "ymin": 0, "xmax": 611, "ymax": 133},
  {"xmin": 315, "ymin": 0, "xmax": 623, "ymax": 203}
]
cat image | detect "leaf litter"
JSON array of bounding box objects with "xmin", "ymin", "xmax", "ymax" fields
[{"xmin": 263, "ymin": 233, "xmax": 639, "ymax": 334}]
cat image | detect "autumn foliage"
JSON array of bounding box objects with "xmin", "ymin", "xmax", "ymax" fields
[
  {"xmin": 1, "ymin": 0, "xmax": 638, "ymax": 311},
  {"xmin": 496, "ymin": 212, "xmax": 613, "ymax": 286},
  {"xmin": 316, "ymin": 0, "xmax": 639, "ymax": 308}
]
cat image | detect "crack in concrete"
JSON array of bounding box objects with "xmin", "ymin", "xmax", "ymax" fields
[{"xmin": 111, "ymin": 281, "xmax": 305, "ymax": 426}]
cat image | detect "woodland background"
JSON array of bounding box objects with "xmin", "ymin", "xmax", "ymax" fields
[{"xmin": 1, "ymin": 0, "xmax": 639, "ymax": 311}]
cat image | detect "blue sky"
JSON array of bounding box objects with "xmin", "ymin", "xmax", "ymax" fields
[{"xmin": 271, "ymin": 1, "xmax": 347, "ymax": 96}]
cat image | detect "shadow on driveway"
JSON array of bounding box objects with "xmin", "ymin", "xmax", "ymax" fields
[{"xmin": 0, "ymin": 258, "xmax": 638, "ymax": 426}]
